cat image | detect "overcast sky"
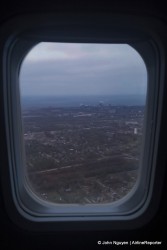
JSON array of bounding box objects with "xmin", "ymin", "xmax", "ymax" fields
[{"xmin": 19, "ymin": 42, "xmax": 147, "ymax": 96}]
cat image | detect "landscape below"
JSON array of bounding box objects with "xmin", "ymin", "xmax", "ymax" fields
[{"xmin": 22, "ymin": 103, "xmax": 144, "ymax": 204}]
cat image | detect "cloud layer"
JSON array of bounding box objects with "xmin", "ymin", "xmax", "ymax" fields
[{"xmin": 20, "ymin": 42, "xmax": 147, "ymax": 96}]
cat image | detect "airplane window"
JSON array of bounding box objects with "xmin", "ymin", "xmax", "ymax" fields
[{"xmin": 19, "ymin": 42, "xmax": 147, "ymax": 205}]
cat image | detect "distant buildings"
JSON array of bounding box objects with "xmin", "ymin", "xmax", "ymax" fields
[{"xmin": 134, "ymin": 128, "xmax": 138, "ymax": 135}]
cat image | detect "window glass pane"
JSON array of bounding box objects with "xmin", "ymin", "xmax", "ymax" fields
[{"xmin": 20, "ymin": 42, "xmax": 147, "ymax": 204}]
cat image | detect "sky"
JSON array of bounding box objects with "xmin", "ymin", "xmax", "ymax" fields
[{"xmin": 19, "ymin": 42, "xmax": 147, "ymax": 96}]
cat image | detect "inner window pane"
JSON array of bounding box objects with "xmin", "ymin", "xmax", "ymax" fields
[{"xmin": 20, "ymin": 42, "xmax": 147, "ymax": 204}]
